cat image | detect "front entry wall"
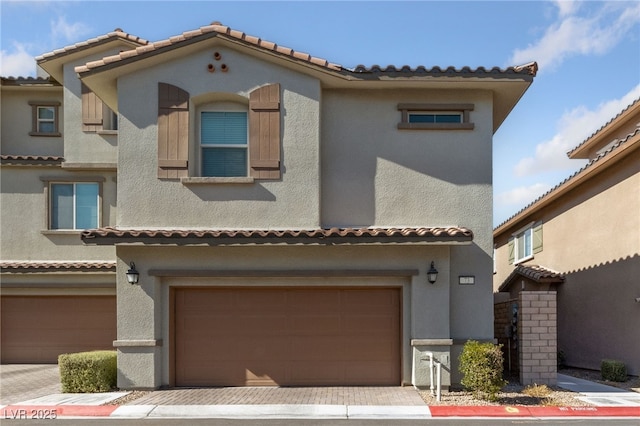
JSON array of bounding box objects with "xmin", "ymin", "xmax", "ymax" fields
[{"xmin": 173, "ymin": 287, "xmax": 401, "ymax": 386}]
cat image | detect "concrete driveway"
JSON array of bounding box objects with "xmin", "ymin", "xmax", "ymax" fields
[{"xmin": 0, "ymin": 364, "xmax": 60, "ymax": 405}]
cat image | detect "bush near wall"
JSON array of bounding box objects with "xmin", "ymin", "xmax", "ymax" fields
[
  {"xmin": 58, "ymin": 350, "xmax": 117, "ymax": 392},
  {"xmin": 601, "ymin": 359, "xmax": 627, "ymax": 382},
  {"xmin": 459, "ymin": 340, "xmax": 507, "ymax": 401}
]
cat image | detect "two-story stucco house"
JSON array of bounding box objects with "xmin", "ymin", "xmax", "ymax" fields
[
  {"xmin": 493, "ymin": 99, "xmax": 640, "ymax": 376},
  {"xmin": 1, "ymin": 22, "xmax": 536, "ymax": 390}
]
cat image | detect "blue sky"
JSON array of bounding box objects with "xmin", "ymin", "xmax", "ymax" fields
[{"xmin": 2, "ymin": 0, "xmax": 639, "ymax": 227}]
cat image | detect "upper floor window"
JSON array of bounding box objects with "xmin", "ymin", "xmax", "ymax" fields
[
  {"xmin": 82, "ymin": 83, "xmax": 117, "ymax": 133},
  {"xmin": 508, "ymin": 221, "xmax": 543, "ymax": 264},
  {"xmin": 29, "ymin": 101, "xmax": 61, "ymax": 136},
  {"xmin": 200, "ymin": 111, "xmax": 248, "ymax": 177},
  {"xmin": 157, "ymin": 82, "xmax": 282, "ymax": 181},
  {"xmin": 397, "ymin": 103, "xmax": 474, "ymax": 130},
  {"xmin": 50, "ymin": 182, "xmax": 99, "ymax": 230},
  {"xmin": 40, "ymin": 177, "xmax": 104, "ymax": 231}
]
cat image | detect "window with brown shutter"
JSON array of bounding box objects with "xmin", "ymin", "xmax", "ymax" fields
[
  {"xmin": 81, "ymin": 83, "xmax": 104, "ymax": 132},
  {"xmin": 249, "ymin": 83, "xmax": 281, "ymax": 180},
  {"xmin": 158, "ymin": 83, "xmax": 190, "ymax": 179}
]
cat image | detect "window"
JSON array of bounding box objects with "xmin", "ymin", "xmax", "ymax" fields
[
  {"xmin": 397, "ymin": 103, "xmax": 474, "ymax": 130},
  {"xmin": 49, "ymin": 183, "xmax": 99, "ymax": 230},
  {"xmin": 29, "ymin": 101, "xmax": 61, "ymax": 136},
  {"xmin": 82, "ymin": 83, "xmax": 117, "ymax": 132},
  {"xmin": 200, "ymin": 111, "xmax": 248, "ymax": 177},
  {"xmin": 408, "ymin": 112, "xmax": 462, "ymax": 124},
  {"xmin": 157, "ymin": 82, "xmax": 281, "ymax": 180},
  {"xmin": 508, "ymin": 221, "xmax": 543, "ymax": 264}
]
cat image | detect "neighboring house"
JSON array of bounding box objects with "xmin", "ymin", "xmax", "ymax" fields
[
  {"xmin": 493, "ymin": 99, "xmax": 640, "ymax": 376},
  {"xmin": 1, "ymin": 23, "xmax": 537, "ymax": 390}
]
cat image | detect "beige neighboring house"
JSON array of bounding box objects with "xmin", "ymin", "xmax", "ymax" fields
[
  {"xmin": 493, "ymin": 99, "xmax": 640, "ymax": 376},
  {"xmin": 1, "ymin": 22, "xmax": 536, "ymax": 390}
]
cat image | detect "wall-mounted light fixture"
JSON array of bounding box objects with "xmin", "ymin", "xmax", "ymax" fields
[
  {"xmin": 427, "ymin": 261, "xmax": 438, "ymax": 284},
  {"xmin": 126, "ymin": 262, "xmax": 139, "ymax": 285}
]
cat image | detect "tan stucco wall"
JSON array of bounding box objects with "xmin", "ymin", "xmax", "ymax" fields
[
  {"xmin": 0, "ymin": 87, "xmax": 63, "ymax": 156},
  {"xmin": 557, "ymin": 256, "xmax": 640, "ymax": 375},
  {"xmin": 115, "ymin": 43, "xmax": 322, "ymax": 229},
  {"xmin": 0, "ymin": 166, "xmax": 116, "ymax": 260},
  {"xmin": 494, "ymin": 151, "xmax": 640, "ymax": 288}
]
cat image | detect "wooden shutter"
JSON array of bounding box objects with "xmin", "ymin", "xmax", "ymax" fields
[
  {"xmin": 532, "ymin": 221, "xmax": 543, "ymax": 254},
  {"xmin": 249, "ymin": 83, "xmax": 281, "ymax": 179},
  {"xmin": 82, "ymin": 83, "xmax": 103, "ymax": 132},
  {"xmin": 507, "ymin": 238, "xmax": 515, "ymax": 265},
  {"xmin": 158, "ymin": 83, "xmax": 189, "ymax": 179}
]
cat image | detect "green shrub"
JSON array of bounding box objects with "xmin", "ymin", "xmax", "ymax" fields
[
  {"xmin": 601, "ymin": 359, "xmax": 627, "ymax": 382},
  {"xmin": 58, "ymin": 350, "xmax": 117, "ymax": 392},
  {"xmin": 459, "ymin": 340, "xmax": 507, "ymax": 401}
]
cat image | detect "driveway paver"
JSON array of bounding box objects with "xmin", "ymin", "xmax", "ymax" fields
[{"xmin": 0, "ymin": 364, "xmax": 60, "ymax": 405}]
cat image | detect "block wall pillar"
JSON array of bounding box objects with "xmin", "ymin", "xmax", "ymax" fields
[{"xmin": 518, "ymin": 291, "xmax": 557, "ymax": 385}]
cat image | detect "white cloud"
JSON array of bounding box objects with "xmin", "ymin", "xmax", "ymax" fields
[
  {"xmin": 496, "ymin": 183, "xmax": 552, "ymax": 207},
  {"xmin": 514, "ymin": 84, "xmax": 640, "ymax": 177},
  {"xmin": 0, "ymin": 42, "xmax": 36, "ymax": 77},
  {"xmin": 509, "ymin": 2, "xmax": 640, "ymax": 70},
  {"xmin": 50, "ymin": 16, "xmax": 91, "ymax": 46},
  {"xmin": 553, "ymin": 0, "xmax": 580, "ymax": 18}
]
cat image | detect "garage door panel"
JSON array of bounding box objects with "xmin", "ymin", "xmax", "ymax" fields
[
  {"xmin": 1, "ymin": 296, "xmax": 116, "ymax": 363},
  {"xmin": 174, "ymin": 287, "xmax": 400, "ymax": 386}
]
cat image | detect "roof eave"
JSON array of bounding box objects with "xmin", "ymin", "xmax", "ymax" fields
[{"xmin": 494, "ymin": 130, "xmax": 640, "ymax": 236}]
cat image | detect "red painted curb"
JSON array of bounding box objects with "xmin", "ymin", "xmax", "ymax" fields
[
  {"xmin": 1, "ymin": 405, "xmax": 118, "ymax": 419},
  {"xmin": 428, "ymin": 405, "xmax": 640, "ymax": 417}
]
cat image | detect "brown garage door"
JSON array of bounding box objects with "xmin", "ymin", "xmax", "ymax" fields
[
  {"xmin": 1, "ymin": 296, "xmax": 116, "ymax": 363},
  {"xmin": 174, "ymin": 287, "xmax": 400, "ymax": 386}
]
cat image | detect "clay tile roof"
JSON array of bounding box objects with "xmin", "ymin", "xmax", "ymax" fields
[
  {"xmin": 0, "ymin": 261, "xmax": 116, "ymax": 273},
  {"xmin": 567, "ymin": 98, "xmax": 640, "ymax": 158},
  {"xmin": 498, "ymin": 264, "xmax": 564, "ymax": 292},
  {"xmin": 81, "ymin": 227, "xmax": 473, "ymax": 246},
  {"xmin": 75, "ymin": 23, "xmax": 343, "ymax": 74},
  {"xmin": 494, "ymin": 126, "xmax": 640, "ymax": 232},
  {"xmin": 1, "ymin": 76, "xmax": 60, "ymax": 86},
  {"xmin": 352, "ymin": 62, "xmax": 538, "ymax": 77},
  {"xmin": 0, "ymin": 155, "xmax": 63, "ymax": 165},
  {"xmin": 36, "ymin": 29, "xmax": 148, "ymax": 62}
]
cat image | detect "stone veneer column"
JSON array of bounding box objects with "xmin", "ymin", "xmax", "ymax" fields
[{"xmin": 518, "ymin": 291, "xmax": 557, "ymax": 385}]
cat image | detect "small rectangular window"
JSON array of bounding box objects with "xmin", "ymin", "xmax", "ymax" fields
[
  {"xmin": 50, "ymin": 183, "xmax": 99, "ymax": 230},
  {"xmin": 29, "ymin": 101, "xmax": 61, "ymax": 136},
  {"xmin": 398, "ymin": 103, "xmax": 474, "ymax": 130},
  {"xmin": 200, "ymin": 111, "xmax": 248, "ymax": 177},
  {"xmin": 408, "ymin": 112, "xmax": 462, "ymax": 124}
]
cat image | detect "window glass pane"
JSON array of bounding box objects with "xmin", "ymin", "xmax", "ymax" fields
[
  {"xmin": 75, "ymin": 183, "xmax": 98, "ymax": 229},
  {"xmin": 38, "ymin": 107, "xmax": 54, "ymax": 120},
  {"xmin": 523, "ymin": 228, "xmax": 532, "ymax": 258},
  {"xmin": 51, "ymin": 184, "xmax": 74, "ymax": 229},
  {"xmin": 202, "ymin": 147, "xmax": 247, "ymax": 177},
  {"xmin": 408, "ymin": 114, "xmax": 435, "ymax": 123},
  {"xmin": 201, "ymin": 112, "xmax": 247, "ymax": 145},
  {"xmin": 434, "ymin": 114, "xmax": 461, "ymax": 123},
  {"xmin": 38, "ymin": 122, "xmax": 55, "ymax": 133},
  {"xmin": 409, "ymin": 113, "xmax": 462, "ymax": 124}
]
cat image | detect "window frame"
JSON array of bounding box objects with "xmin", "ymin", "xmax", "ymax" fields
[
  {"xmin": 397, "ymin": 103, "xmax": 474, "ymax": 130},
  {"xmin": 512, "ymin": 222, "xmax": 534, "ymax": 264},
  {"xmin": 198, "ymin": 105, "xmax": 249, "ymax": 178},
  {"xmin": 40, "ymin": 177, "xmax": 104, "ymax": 231},
  {"xmin": 29, "ymin": 101, "xmax": 61, "ymax": 136}
]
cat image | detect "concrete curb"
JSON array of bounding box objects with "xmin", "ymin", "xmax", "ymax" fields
[{"xmin": 2, "ymin": 404, "xmax": 640, "ymax": 419}]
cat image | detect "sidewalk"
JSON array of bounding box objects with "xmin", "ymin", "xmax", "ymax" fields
[{"xmin": 1, "ymin": 370, "xmax": 639, "ymax": 419}]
